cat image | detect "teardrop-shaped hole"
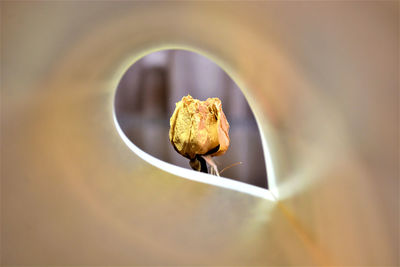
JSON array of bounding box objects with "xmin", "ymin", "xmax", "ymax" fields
[{"xmin": 114, "ymin": 49, "xmax": 268, "ymax": 189}]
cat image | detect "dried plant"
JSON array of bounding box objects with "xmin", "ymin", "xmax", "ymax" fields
[{"xmin": 169, "ymin": 95, "xmax": 230, "ymax": 175}]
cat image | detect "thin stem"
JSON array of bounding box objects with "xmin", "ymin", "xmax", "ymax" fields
[
  {"xmin": 196, "ymin": 155, "xmax": 208, "ymax": 173},
  {"xmin": 220, "ymin": 162, "xmax": 243, "ymax": 175}
]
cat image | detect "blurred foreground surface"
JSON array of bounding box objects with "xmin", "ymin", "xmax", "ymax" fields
[{"xmin": 1, "ymin": 1, "xmax": 398, "ymax": 266}]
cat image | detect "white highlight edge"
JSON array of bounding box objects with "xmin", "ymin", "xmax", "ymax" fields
[{"xmin": 112, "ymin": 112, "xmax": 275, "ymax": 201}]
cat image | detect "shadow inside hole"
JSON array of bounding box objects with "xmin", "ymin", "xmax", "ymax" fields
[{"xmin": 114, "ymin": 49, "xmax": 268, "ymax": 189}]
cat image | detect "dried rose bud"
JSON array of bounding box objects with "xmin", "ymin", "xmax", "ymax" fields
[{"xmin": 169, "ymin": 95, "xmax": 230, "ymax": 171}]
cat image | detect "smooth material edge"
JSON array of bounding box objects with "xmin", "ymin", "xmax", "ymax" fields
[
  {"xmin": 112, "ymin": 112, "xmax": 275, "ymax": 201},
  {"xmin": 111, "ymin": 46, "xmax": 277, "ymax": 201}
]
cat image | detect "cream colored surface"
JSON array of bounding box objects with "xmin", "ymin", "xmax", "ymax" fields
[{"xmin": 1, "ymin": 1, "xmax": 398, "ymax": 265}]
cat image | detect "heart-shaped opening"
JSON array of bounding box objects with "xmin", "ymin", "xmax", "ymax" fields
[{"xmin": 114, "ymin": 49, "xmax": 270, "ymax": 192}]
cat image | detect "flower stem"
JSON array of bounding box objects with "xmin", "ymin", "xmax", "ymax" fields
[{"xmin": 196, "ymin": 155, "xmax": 208, "ymax": 173}]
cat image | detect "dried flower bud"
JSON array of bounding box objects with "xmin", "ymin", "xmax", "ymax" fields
[{"xmin": 169, "ymin": 95, "xmax": 230, "ymax": 163}]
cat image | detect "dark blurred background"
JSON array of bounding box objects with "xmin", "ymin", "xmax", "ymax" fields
[{"xmin": 114, "ymin": 50, "xmax": 267, "ymax": 188}]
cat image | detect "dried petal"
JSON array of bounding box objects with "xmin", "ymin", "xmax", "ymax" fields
[{"xmin": 169, "ymin": 95, "xmax": 230, "ymax": 161}]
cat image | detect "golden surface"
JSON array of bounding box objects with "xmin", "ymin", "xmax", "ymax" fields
[
  {"xmin": 169, "ymin": 95, "xmax": 230, "ymax": 160},
  {"xmin": 1, "ymin": 1, "xmax": 398, "ymax": 265}
]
